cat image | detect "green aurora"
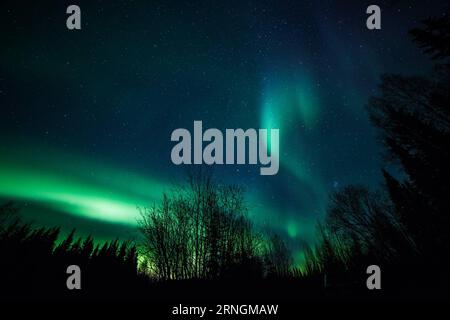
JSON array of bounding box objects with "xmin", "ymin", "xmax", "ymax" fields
[
  {"xmin": 0, "ymin": 140, "xmax": 320, "ymax": 267},
  {"xmin": 0, "ymin": 142, "xmax": 315, "ymax": 263}
]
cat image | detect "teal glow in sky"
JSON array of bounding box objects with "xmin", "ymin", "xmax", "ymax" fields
[{"xmin": 260, "ymin": 72, "xmax": 327, "ymax": 212}]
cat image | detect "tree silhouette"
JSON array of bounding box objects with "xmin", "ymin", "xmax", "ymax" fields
[
  {"xmin": 367, "ymin": 12, "xmax": 450, "ymax": 258},
  {"xmin": 264, "ymin": 233, "xmax": 293, "ymax": 278},
  {"xmin": 138, "ymin": 173, "xmax": 265, "ymax": 280},
  {"xmin": 0, "ymin": 202, "xmax": 145, "ymax": 299},
  {"xmin": 303, "ymin": 185, "xmax": 411, "ymax": 288},
  {"xmin": 303, "ymin": 11, "xmax": 450, "ymax": 294},
  {"xmin": 410, "ymin": 13, "xmax": 450, "ymax": 60}
]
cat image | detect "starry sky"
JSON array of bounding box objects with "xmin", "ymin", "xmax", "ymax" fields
[{"xmin": 1, "ymin": 0, "xmax": 447, "ymax": 265}]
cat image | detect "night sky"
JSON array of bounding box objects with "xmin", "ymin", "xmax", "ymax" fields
[{"xmin": 1, "ymin": 1, "xmax": 447, "ymax": 265}]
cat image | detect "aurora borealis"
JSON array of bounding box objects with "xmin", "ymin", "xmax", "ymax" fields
[
  {"xmin": 0, "ymin": 144, "xmax": 165, "ymax": 225},
  {"xmin": 1, "ymin": 1, "xmax": 448, "ymax": 266}
]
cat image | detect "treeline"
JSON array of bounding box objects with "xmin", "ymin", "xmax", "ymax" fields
[
  {"xmin": 0, "ymin": 202, "xmax": 145, "ymax": 299},
  {"xmin": 303, "ymin": 13, "xmax": 450, "ymax": 293}
]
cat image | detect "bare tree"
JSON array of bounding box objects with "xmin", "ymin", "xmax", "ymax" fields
[{"xmin": 138, "ymin": 173, "xmax": 263, "ymax": 280}]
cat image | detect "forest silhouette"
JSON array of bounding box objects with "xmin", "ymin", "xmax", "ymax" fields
[{"xmin": 0, "ymin": 13, "xmax": 449, "ymax": 301}]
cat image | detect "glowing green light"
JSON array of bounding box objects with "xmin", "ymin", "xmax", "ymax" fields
[
  {"xmin": 0, "ymin": 144, "xmax": 169, "ymax": 226},
  {"xmin": 287, "ymin": 221, "xmax": 299, "ymax": 238},
  {"xmin": 260, "ymin": 74, "xmax": 327, "ymax": 213}
]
